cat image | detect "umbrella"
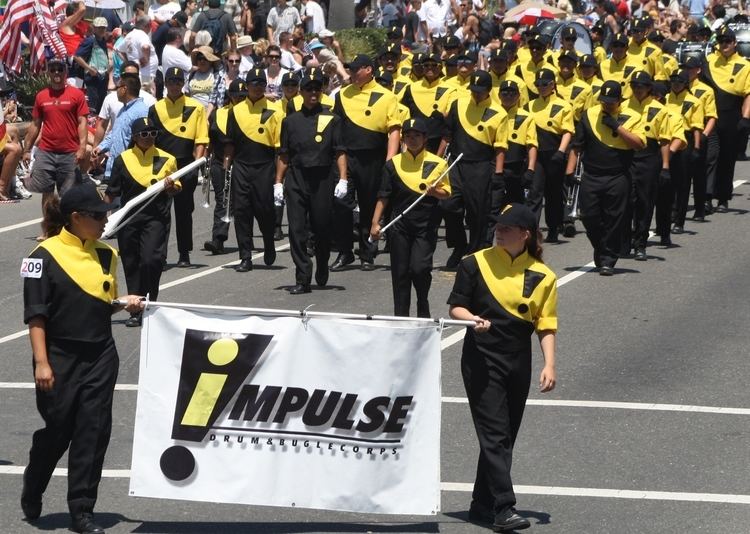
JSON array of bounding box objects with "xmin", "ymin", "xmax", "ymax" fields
[
  {"xmin": 511, "ymin": 8, "xmax": 562, "ymax": 25},
  {"xmin": 84, "ymin": 0, "xmax": 127, "ymax": 10},
  {"xmin": 504, "ymin": 1, "xmax": 567, "ymax": 18}
]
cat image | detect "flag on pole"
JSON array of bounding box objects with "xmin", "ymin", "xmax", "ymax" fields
[
  {"xmin": 0, "ymin": 0, "xmax": 36, "ymax": 73},
  {"xmin": 0, "ymin": 0, "xmax": 68, "ymax": 74},
  {"xmin": 31, "ymin": 0, "xmax": 67, "ymax": 72}
]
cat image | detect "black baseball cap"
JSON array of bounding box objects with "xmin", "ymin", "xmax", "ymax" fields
[
  {"xmin": 670, "ymin": 69, "xmax": 689, "ymax": 84},
  {"xmin": 632, "ymin": 18, "xmax": 649, "ymax": 32},
  {"xmin": 444, "ymin": 36, "xmax": 461, "ymax": 49},
  {"xmin": 611, "ymin": 32, "xmax": 629, "ymax": 46},
  {"xmin": 630, "ymin": 70, "xmax": 653, "ymax": 86},
  {"xmin": 281, "ymin": 71, "xmax": 299, "ymax": 86},
  {"xmin": 60, "ymin": 182, "xmax": 113, "ymax": 215},
  {"xmin": 402, "ymin": 118, "xmax": 428, "ymax": 134},
  {"xmin": 164, "ymin": 67, "xmax": 185, "ymax": 81},
  {"xmin": 716, "ymin": 25, "xmax": 736, "ymax": 41},
  {"xmin": 173, "ymin": 11, "xmax": 188, "ymax": 27},
  {"xmin": 648, "ymin": 30, "xmax": 664, "ymax": 43},
  {"xmin": 422, "ymin": 54, "xmax": 442, "ymax": 65},
  {"xmin": 493, "ymin": 203, "xmax": 537, "ymax": 230},
  {"xmin": 682, "ymin": 56, "xmax": 702, "ymax": 69},
  {"xmin": 561, "ymin": 26, "xmax": 577, "ymax": 40},
  {"xmin": 455, "ymin": 53, "xmax": 477, "ymax": 64},
  {"xmin": 490, "ymin": 49, "xmax": 510, "ymax": 62},
  {"xmin": 246, "ymin": 68, "xmax": 267, "ymax": 84},
  {"xmin": 469, "ymin": 70, "xmax": 492, "ymax": 92},
  {"xmin": 499, "ymin": 79, "xmax": 520, "ymax": 94},
  {"xmin": 344, "ymin": 54, "xmax": 374, "ymax": 71},
  {"xmin": 47, "ymin": 57, "xmax": 67, "ymax": 68},
  {"xmin": 534, "ymin": 68, "xmax": 556, "ymax": 86},
  {"xmin": 598, "ymin": 80, "xmax": 622, "ymax": 103},
  {"xmin": 558, "ymin": 50, "xmax": 579, "ymax": 64},
  {"xmin": 131, "ymin": 116, "xmax": 159, "ymax": 137},
  {"xmin": 386, "ymin": 26, "xmax": 403, "ymax": 38},
  {"xmin": 380, "ymin": 43, "xmax": 400, "ymax": 58},
  {"xmin": 579, "ymin": 54, "xmax": 597, "ymax": 67},
  {"xmin": 300, "ymin": 67, "xmax": 325, "ymax": 88},
  {"xmin": 528, "ymin": 35, "xmax": 545, "ymax": 48},
  {"xmin": 227, "ymin": 79, "xmax": 247, "ymax": 95},
  {"xmin": 375, "ymin": 70, "xmax": 393, "ymax": 85}
]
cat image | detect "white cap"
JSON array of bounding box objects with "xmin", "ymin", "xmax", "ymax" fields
[
  {"xmin": 318, "ymin": 29, "xmax": 335, "ymax": 38},
  {"xmin": 92, "ymin": 17, "xmax": 108, "ymax": 27}
]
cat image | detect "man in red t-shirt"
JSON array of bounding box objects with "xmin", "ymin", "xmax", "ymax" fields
[{"xmin": 23, "ymin": 59, "xmax": 89, "ymax": 229}]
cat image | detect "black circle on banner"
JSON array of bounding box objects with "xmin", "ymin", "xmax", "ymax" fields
[{"xmin": 160, "ymin": 445, "xmax": 195, "ymax": 481}]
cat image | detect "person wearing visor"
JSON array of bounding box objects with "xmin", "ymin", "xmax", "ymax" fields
[
  {"xmin": 567, "ymin": 80, "xmax": 646, "ymax": 275},
  {"xmin": 624, "ymin": 71, "xmax": 685, "ymax": 260},
  {"xmin": 224, "ymin": 68, "xmax": 282, "ymax": 273},
  {"xmin": 488, "ymin": 49, "xmax": 529, "ymax": 107},
  {"xmin": 627, "ymin": 16, "xmax": 665, "ymax": 82},
  {"xmin": 514, "ymin": 34, "xmax": 556, "ymax": 100},
  {"xmin": 703, "ymin": 25, "xmax": 750, "ymax": 213},
  {"xmin": 590, "ymin": 21, "xmax": 607, "ymax": 65},
  {"xmin": 440, "ymin": 70, "xmax": 509, "ymax": 265},
  {"xmin": 556, "ymin": 50, "xmax": 590, "ymax": 122},
  {"xmin": 599, "ymin": 33, "xmax": 634, "ymax": 100},
  {"xmin": 498, "ymin": 80, "xmax": 537, "ymax": 204},
  {"xmin": 551, "ymin": 26, "xmax": 579, "ymax": 64},
  {"xmin": 447, "ymin": 202, "xmax": 557, "ymax": 533},
  {"xmin": 526, "ymin": 68, "xmax": 574, "ymax": 243},
  {"xmin": 275, "ymin": 68, "xmax": 347, "ymax": 294},
  {"xmin": 204, "ymin": 79, "xmax": 249, "ymax": 255},
  {"xmin": 371, "ymin": 118, "xmax": 451, "ymax": 317},
  {"xmin": 578, "ymin": 53, "xmax": 604, "ymax": 108},
  {"xmin": 445, "ymin": 53, "xmax": 478, "ymax": 97},
  {"xmin": 148, "ymin": 66, "xmax": 209, "ymax": 268},
  {"xmin": 21, "ymin": 182, "xmax": 143, "ymax": 534},
  {"xmin": 105, "ymin": 117, "xmax": 180, "ymax": 327}
]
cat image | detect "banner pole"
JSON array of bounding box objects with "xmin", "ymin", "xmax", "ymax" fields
[{"xmin": 112, "ymin": 299, "xmax": 477, "ymax": 328}]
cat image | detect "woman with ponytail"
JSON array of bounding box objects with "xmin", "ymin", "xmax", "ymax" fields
[{"xmin": 447, "ymin": 202, "xmax": 557, "ymax": 532}]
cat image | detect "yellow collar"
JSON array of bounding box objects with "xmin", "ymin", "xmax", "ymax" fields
[
  {"xmin": 58, "ymin": 227, "xmax": 87, "ymax": 248},
  {"xmin": 495, "ymin": 246, "xmax": 530, "ymax": 266}
]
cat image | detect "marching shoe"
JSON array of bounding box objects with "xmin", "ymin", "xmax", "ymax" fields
[
  {"xmin": 125, "ymin": 313, "xmax": 142, "ymax": 328},
  {"xmin": 236, "ymin": 259, "xmax": 253, "ymax": 272},
  {"xmin": 545, "ymin": 230, "xmax": 559, "ymax": 243},
  {"xmin": 71, "ymin": 512, "xmax": 105, "ymax": 534},
  {"xmin": 671, "ymin": 225, "xmax": 684, "ymax": 234},
  {"xmin": 704, "ymin": 201, "xmax": 715, "ymax": 215},
  {"xmin": 599, "ymin": 265, "xmax": 614, "ymax": 276},
  {"xmin": 203, "ymin": 240, "xmax": 225, "ymax": 254},
  {"xmin": 715, "ymin": 202, "xmax": 728, "ymax": 213},
  {"xmin": 330, "ymin": 252, "xmax": 355, "ymax": 271},
  {"xmin": 360, "ymin": 260, "xmax": 375, "ymax": 271},
  {"xmin": 315, "ymin": 263, "xmax": 329, "ymax": 287},
  {"xmin": 264, "ymin": 247, "xmax": 276, "ymax": 266},
  {"xmin": 693, "ymin": 214, "xmax": 705, "ymax": 222},
  {"xmin": 493, "ymin": 508, "xmax": 530, "ymax": 532},
  {"xmin": 273, "ymin": 226, "xmax": 284, "ymax": 241},
  {"xmin": 660, "ymin": 234, "xmax": 672, "ymax": 246},
  {"xmin": 562, "ymin": 222, "xmax": 576, "ymax": 238},
  {"xmin": 634, "ymin": 248, "xmax": 647, "ymax": 261},
  {"xmin": 289, "ymin": 284, "xmax": 311, "ymax": 295},
  {"xmin": 467, "ymin": 501, "xmax": 494, "ymax": 525},
  {"xmin": 21, "ymin": 499, "xmax": 41, "ymax": 521},
  {"xmin": 176, "ymin": 253, "xmax": 191, "ymax": 268}
]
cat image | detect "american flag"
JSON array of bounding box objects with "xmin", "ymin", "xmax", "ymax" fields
[
  {"xmin": 0, "ymin": 0, "xmax": 68, "ymax": 73},
  {"xmin": 31, "ymin": 0, "xmax": 68, "ymax": 72}
]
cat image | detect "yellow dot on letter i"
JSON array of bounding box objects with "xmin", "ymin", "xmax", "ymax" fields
[{"xmin": 207, "ymin": 338, "xmax": 239, "ymax": 366}]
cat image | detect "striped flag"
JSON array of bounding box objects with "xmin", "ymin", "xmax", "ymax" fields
[
  {"xmin": 30, "ymin": 0, "xmax": 67, "ymax": 72},
  {"xmin": 0, "ymin": 0, "xmax": 36, "ymax": 73},
  {"xmin": 0, "ymin": 0, "xmax": 68, "ymax": 73}
]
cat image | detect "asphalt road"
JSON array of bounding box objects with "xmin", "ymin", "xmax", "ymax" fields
[{"xmin": 1, "ymin": 164, "xmax": 749, "ymax": 533}]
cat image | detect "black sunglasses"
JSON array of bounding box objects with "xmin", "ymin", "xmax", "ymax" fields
[
  {"xmin": 267, "ymin": 55, "xmax": 281, "ymax": 60},
  {"xmin": 78, "ymin": 211, "xmax": 107, "ymax": 220},
  {"xmin": 227, "ymin": 59, "xmax": 241, "ymax": 63},
  {"xmin": 49, "ymin": 66, "xmax": 66, "ymax": 73},
  {"xmin": 138, "ymin": 130, "xmax": 159, "ymax": 138}
]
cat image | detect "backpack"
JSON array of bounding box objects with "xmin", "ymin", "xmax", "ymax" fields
[{"xmin": 202, "ymin": 11, "xmax": 225, "ymax": 53}]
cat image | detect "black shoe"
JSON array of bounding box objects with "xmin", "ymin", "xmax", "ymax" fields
[
  {"xmin": 493, "ymin": 508, "xmax": 530, "ymax": 532},
  {"xmin": 467, "ymin": 501, "xmax": 494, "ymax": 525},
  {"xmin": 634, "ymin": 248, "xmax": 647, "ymax": 261},
  {"xmin": 176, "ymin": 253, "xmax": 191, "ymax": 268},
  {"xmin": 330, "ymin": 252, "xmax": 355, "ymax": 271},
  {"xmin": 693, "ymin": 214, "xmax": 705, "ymax": 222},
  {"xmin": 236, "ymin": 259, "xmax": 253, "ymax": 272},
  {"xmin": 704, "ymin": 201, "xmax": 715, "ymax": 215},
  {"xmin": 273, "ymin": 226, "xmax": 284, "ymax": 241},
  {"xmin": 660, "ymin": 235, "xmax": 672, "ymax": 247},
  {"xmin": 715, "ymin": 202, "xmax": 728, "ymax": 213},
  {"xmin": 545, "ymin": 231, "xmax": 559, "ymax": 243},
  {"xmin": 593, "ymin": 251, "xmax": 601, "ymax": 268},
  {"xmin": 562, "ymin": 222, "xmax": 576, "ymax": 238},
  {"xmin": 599, "ymin": 265, "xmax": 614, "ymax": 276},
  {"xmin": 264, "ymin": 247, "xmax": 276, "ymax": 266},
  {"xmin": 289, "ymin": 283, "xmax": 311, "ymax": 295},
  {"xmin": 125, "ymin": 313, "xmax": 142, "ymax": 328},
  {"xmin": 671, "ymin": 225, "xmax": 684, "ymax": 234},
  {"xmin": 71, "ymin": 512, "xmax": 105, "ymax": 534},
  {"xmin": 360, "ymin": 260, "xmax": 375, "ymax": 271},
  {"xmin": 446, "ymin": 246, "xmax": 466, "ymax": 269},
  {"xmin": 203, "ymin": 240, "xmax": 225, "ymax": 255},
  {"xmin": 315, "ymin": 264, "xmax": 329, "ymax": 287},
  {"xmin": 21, "ymin": 499, "xmax": 41, "ymax": 520}
]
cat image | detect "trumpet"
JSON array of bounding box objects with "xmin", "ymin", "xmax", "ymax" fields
[
  {"xmin": 200, "ymin": 155, "xmax": 212, "ymax": 208},
  {"xmin": 221, "ymin": 164, "xmax": 233, "ymax": 224},
  {"xmin": 566, "ymin": 152, "xmax": 583, "ymax": 220}
]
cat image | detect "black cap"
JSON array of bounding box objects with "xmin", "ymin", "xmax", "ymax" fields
[
  {"xmin": 281, "ymin": 71, "xmax": 299, "ymax": 86},
  {"xmin": 527, "ymin": 34, "xmax": 545, "ymax": 48},
  {"xmin": 300, "ymin": 67, "xmax": 325, "ymax": 87},
  {"xmin": 380, "ymin": 43, "xmax": 400, "ymax": 58},
  {"xmin": 630, "ymin": 70, "xmax": 653, "ymax": 85},
  {"xmin": 648, "ymin": 30, "xmax": 664, "ymax": 43},
  {"xmin": 561, "ymin": 26, "xmax": 577, "ymax": 40},
  {"xmin": 444, "ymin": 55, "xmax": 459, "ymax": 67},
  {"xmin": 131, "ymin": 116, "xmax": 158, "ymax": 137},
  {"xmin": 227, "ymin": 79, "xmax": 247, "ymax": 95},
  {"xmin": 47, "ymin": 57, "xmax": 67, "ymax": 68},
  {"xmin": 591, "ymin": 21, "xmax": 605, "ymax": 33},
  {"xmin": 60, "ymin": 182, "xmax": 113, "ymax": 215},
  {"xmin": 651, "ymin": 81, "xmax": 668, "ymax": 97},
  {"xmin": 579, "ymin": 54, "xmax": 597, "ymax": 67},
  {"xmin": 598, "ymin": 80, "xmax": 622, "ymax": 103},
  {"xmin": 246, "ymin": 67, "xmax": 267, "ymax": 84},
  {"xmin": 422, "ymin": 54, "xmax": 442, "ymax": 65},
  {"xmin": 121, "ymin": 21, "xmax": 135, "ymax": 32},
  {"xmin": 490, "ymin": 48, "xmax": 510, "ymax": 62},
  {"xmin": 164, "ymin": 67, "xmax": 185, "ymax": 81},
  {"xmin": 670, "ymin": 69, "xmax": 689, "ymax": 84},
  {"xmin": 493, "ymin": 203, "xmax": 537, "ymax": 230},
  {"xmin": 534, "ymin": 68, "xmax": 556, "ymax": 86},
  {"xmin": 455, "ymin": 52, "xmax": 477, "ymax": 64},
  {"xmin": 499, "ymin": 79, "xmax": 520, "ymax": 93},
  {"xmin": 558, "ymin": 50, "xmax": 579, "ymax": 64},
  {"xmin": 444, "ymin": 36, "xmax": 461, "ymax": 49},
  {"xmin": 632, "ymin": 18, "xmax": 649, "ymax": 32},
  {"xmin": 386, "ymin": 25, "xmax": 403, "ymax": 38},
  {"xmin": 402, "ymin": 118, "xmax": 428, "ymax": 134},
  {"xmin": 344, "ymin": 54, "xmax": 374, "ymax": 71},
  {"xmin": 716, "ymin": 25, "xmax": 736, "ymax": 41},
  {"xmin": 375, "ymin": 70, "xmax": 393, "ymax": 85},
  {"xmin": 682, "ymin": 56, "xmax": 702, "ymax": 69},
  {"xmin": 523, "ymin": 27, "xmax": 540, "ymax": 37},
  {"xmin": 612, "ymin": 32, "xmax": 629, "ymax": 46},
  {"xmin": 412, "ymin": 52, "xmax": 427, "ymax": 65},
  {"xmin": 469, "ymin": 70, "xmax": 492, "ymax": 92},
  {"xmin": 173, "ymin": 11, "xmax": 188, "ymax": 27}
]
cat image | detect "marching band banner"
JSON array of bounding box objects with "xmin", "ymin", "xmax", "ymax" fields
[{"xmin": 129, "ymin": 305, "xmax": 442, "ymax": 515}]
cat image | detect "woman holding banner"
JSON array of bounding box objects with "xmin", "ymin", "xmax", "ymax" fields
[
  {"xmin": 21, "ymin": 182, "xmax": 143, "ymax": 534},
  {"xmin": 447, "ymin": 202, "xmax": 557, "ymax": 532}
]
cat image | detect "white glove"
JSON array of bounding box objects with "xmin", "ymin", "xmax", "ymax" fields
[
  {"xmin": 273, "ymin": 182, "xmax": 284, "ymax": 206},
  {"xmin": 334, "ymin": 179, "xmax": 348, "ymax": 200}
]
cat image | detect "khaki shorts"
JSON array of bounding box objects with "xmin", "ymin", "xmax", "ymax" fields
[{"xmin": 26, "ymin": 149, "xmax": 82, "ymax": 195}]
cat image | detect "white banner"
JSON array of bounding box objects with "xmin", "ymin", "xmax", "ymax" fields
[{"xmin": 129, "ymin": 305, "xmax": 442, "ymax": 515}]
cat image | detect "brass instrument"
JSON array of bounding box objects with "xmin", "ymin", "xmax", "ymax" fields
[
  {"xmin": 200, "ymin": 155, "xmax": 212, "ymax": 208},
  {"xmin": 566, "ymin": 152, "xmax": 583, "ymax": 220},
  {"xmin": 221, "ymin": 164, "xmax": 233, "ymax": 224}
]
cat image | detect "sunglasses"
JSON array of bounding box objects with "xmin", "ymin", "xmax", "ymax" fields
[
  {"xmin": 630, "ymin": 82, "xmax": 648, "ymax": 88},
  {"xmin": 248, "ymin": 80, "xmax": 267, "ymax": 86},
  {"xmin": 267, "ymin": 55, "xmax": 281, "ymax": 60},
  {"xmin": 302, "ymin": 85, "xmax": 322, "ymax": 92},
  {"xmin": 500, "ymin": 90, "xmax": 519, "ymax": 96},
  {"xmin": 227, "ymin": 59, "xmax": 241, "ymax": 63},
  {"xmin": 534, "ymin": 80, "xmax": 553, "ymax": 87},
  {"xmin": 49, "ymin": 66, "xmax": 66, "ymax": 73},
  {"xmin": 78, "ymin": 211, "xmax": 107, "ymax": 221},
  {"xmin": 137, "ymin": 130, "xmax": 159, "ymax": 138}
]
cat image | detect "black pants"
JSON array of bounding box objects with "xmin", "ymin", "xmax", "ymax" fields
[
  {"xmin": 389, "ymin": 224, "xmax": 437, "ymax": 317},
  {"xmin": 210, "ymin": 162, "xmax": 230, "ymax": 244},
  {"xmin": 233, "ymin": 160, "xmax": 275, "ymax": 260},
  {"xmin": 171, "ymin": 169, "xmax": 197, "ymax": 255},
  {"xmin": 528, "ymin": 149, "xmax": 565, "ymax": 233},
  {"xmin": 441, "ymin": 159, "xmax": 494, "ymax": 254},
  {"xmin": 118, "ymin": 215, "xmax": 168, "ymax": 300},
  {"xmin": 286, "ymin": 165, "xmax": 334, "ymax": 284},
  {"xmin": 462, "ymin": 343, "xmax": 531, "ymax": 514},
  {"xmin": 503, "ymin": 162, "xmax": 526, "ymax": 205},
  {"xmin": 579, "ymin": 171, "xmax": 629, "ymax": 268},
  {"xmin": 83, "ymin": 73, "xmax": 108, "ymax": 115},
  {"xmin": 23, "ymin": 338, "xmax": 118, "ymax": 516},
  {"xmin": 673, "ymin": 143, "xmax": 695, "ymax": 227},
  {"xmin": 628, "ymin": 146, "xmax": 660, "ymax": 251},
  {"xmin": 332, "ymin": 148, "xmax": 385, "ymax": 262},
  {"xmin": 715, "ymin": 109, "xmax": 740, "ymax": 204},
  {"xmin": 703, "ymin": 132, "xmax": 720, "ymax": 202},
  {"xmin": 655, "ymin": 150, "xmax": 685, "ymax": 235}
]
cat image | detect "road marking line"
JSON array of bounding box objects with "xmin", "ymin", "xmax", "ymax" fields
[
  {"xmin": 0, "ymin": 217, "xmax": 42, "ymax": 235},
  {"xmin": 0, "ymin": 244, "xmax": 291, "ymax": 345},
  {"xmin": 440, "ymin": 483, "xmax": 750, "ymax": 505}
]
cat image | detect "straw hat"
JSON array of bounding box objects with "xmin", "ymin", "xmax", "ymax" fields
[{"xmin": 191, "ymin": 46, "xmax": 220, "ymax": 63}]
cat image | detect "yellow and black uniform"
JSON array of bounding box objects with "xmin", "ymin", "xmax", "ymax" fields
[
  {"xmin": 701, "ymin": 32, "xmax": 750, "ymax": 206},
  {"xmin": 400, "ymin": 76, "xmax": 456, "ymax": 153},
  {"xmin": 526, "ymin": 78, "xmax": 575, "ymax": 240},
  {"xmin": 379, "ymin": 144, "xmax": 450, "ymax": 317},
  {"xmin": 332, "ymin": 67, "xmax": 401, "ymax": 264},
  {"xmin": 490, "ymin": 69, "xmax": 529, "ymax": 107},
  {"xmin": 225, "ymin": 84, "xmax": 282, "ymax": 263},
  {"xmin": 283, "ymin": 92, "xmax": 334, "ymax": 115},
  {"xmin": 624, "ymin": 83, "xmax": 685, "ymax": 254},
  {"xmin": 689, "ymin": 70, "xmax": 719, "ymax": 217},
  {"xmin": 106, "ymin": 142, "xmax": 177, "ymax": 301},
  {"xmin": 503, "ymin": 101, "xmax": 538, "ymax": 203},
  {"xmin": 148, "ymin": 91, "xmax": 209, "ymax": 259},
  {"xmin": 207, "ymin": 102, "xmax": 233, "ymax": 248},
  {"xmin": 514, "ymin": 56, "xmax": 557, "ymax": 100},
  {"xmin": 279, "ymin": 100, "xmax": 345, "ymax": 287},
  {"xmin": 556, "ymin": 74, "xmax": 592, "ymax": 122},
  {"xmin": 573, "ymin": 99, "xmax": 646, "ymax": 269},
  {"xmin": 448, "ymin": 228, "xmax": 557, "ymax": 518},
  {"xmin": 22, "ymin": 198, "xmax": 120, "ymax": 519},
  {"xmin": 627, "ymin": 38, "xmax": 666, "ymax": 81},
  {"xmin": 442, "ymin": 74, "xmax": 509, "ymax": 254}
]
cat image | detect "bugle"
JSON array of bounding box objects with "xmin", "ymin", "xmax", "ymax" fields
[
  {"xmin": 221, "ymin": 164, "xmax": 233, "ymax": 224},
  {"xmin": 200, "ymin": 155, "xmax": 212, "ymax": 208},
  {"xmin": 565, "ymin": 152, "xmax": 583, "ymax": 220}
]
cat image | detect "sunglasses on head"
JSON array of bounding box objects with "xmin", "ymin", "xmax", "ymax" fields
[
  {"xmin": 138, "ymin": 130, "xmax": 158, "ymax": 138},
  {"xmin": 78, "ymin": 211, "xmax": 107, "ymax": 221}
]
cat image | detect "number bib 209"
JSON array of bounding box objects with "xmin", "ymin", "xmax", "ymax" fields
[{"xmin": 20, "ymin": 258, "xmax": 43, "ymax": 278}]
